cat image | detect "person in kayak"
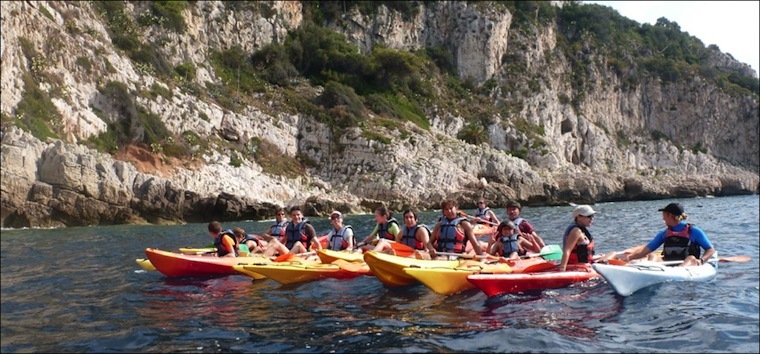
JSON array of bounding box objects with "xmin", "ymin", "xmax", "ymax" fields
[
  {"xmin": 258, "ymin": 207, "xmax": 288, "ymax": 245},
  {"xmin": 264, "ymin": 206, "xmax": 322, "ymax": 256},
  {"xmin": 394, "ymin": 209, "xmax": 432, "ymax": 259},
  {"xmin": 619, "ymin": 203, "xmax": 715, "ymax": 266},
  {"xmin": 233, "ymin": 227, "xmax": 265, "ymax": 255},
  {"xmin": 208, "ymin": 221, "xmax": 238, "ymax": 258},
  {"xmin": 559, "ymin": 205, "xmax": 596, "ymax": 271},
  {"xmin": 326, "ymin": 211, "xmax": 355, "ymax": 251},
  {"xmin": 493, "ymin": 200, "xmax": 545, "ymax": 254},
  {"xmin": 473, "ymin": 199, "xmax": 500, "ymax": 225},
  {"xmin": 426, "ymin": 200, "xmax": 484, "ymax": 259},
  {"xmin": 359, "ymin": 206, "xmax": 400, "ymax": 253},
  {"xmin": 489, "ymin": 220, "xmax": 534, "ymax": 259}
]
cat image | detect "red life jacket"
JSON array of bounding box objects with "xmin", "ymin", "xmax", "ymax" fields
[{"xmin": 663, "ymin": 224, "xmax": 700, "ymax": 261}]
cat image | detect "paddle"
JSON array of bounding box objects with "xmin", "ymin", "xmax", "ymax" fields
[
  {"xmin": 525, "ymin": 244, "xmax": 562, "ymax": 261},
  {"xmin": 459, "ymin": 211, "xmax": 499, "ymax": 226},
  {"xmin": 436, "ymin": 251, "xmax": 498, "ymax": 261},
  {"xmin": 604, "ymin": 255, "xmax": 750, "ymax": 266},
  {"xmin": 274, "ymin": 251, "xmax": 317, "ymax": 262}
]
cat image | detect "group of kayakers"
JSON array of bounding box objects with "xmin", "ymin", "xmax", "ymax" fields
[{"xmin": 207, "ymin": 199, "xmax": 716, "ymax": 271}]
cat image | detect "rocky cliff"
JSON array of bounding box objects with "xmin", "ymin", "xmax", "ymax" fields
[{"xmin": 1, "ymin": 1, "xmax": 758, "ymax": 228}]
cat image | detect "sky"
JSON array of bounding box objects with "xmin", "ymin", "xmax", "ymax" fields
[{"xmin": 583, "ymin": 1, "xmax": 760, "ymax": 75}]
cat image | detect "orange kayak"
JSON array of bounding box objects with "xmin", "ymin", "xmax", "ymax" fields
[{"xmin": 145, "ymin": 248, "xmax": 270, "ymax": 278}]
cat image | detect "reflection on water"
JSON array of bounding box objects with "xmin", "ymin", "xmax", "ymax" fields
[{"xmin": 1, "ymin": 195, "xmax": 758, "ymax": 352}]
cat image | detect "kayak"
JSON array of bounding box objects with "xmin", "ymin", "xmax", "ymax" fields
[
  {"xmin": 363, "ymin": 251, "xmax": 460, "ymax": 287},
  {"xmin": 402, "ymin": 257, "xmax": 556, "ymax": 296},
  {"xmin": 136, "ymin": 258, "xmax": 156, "ymax": 271},
  {"xmin": 317, "ymin": 249, "xmax": 365, "ymax": 263},
  {"xmin": 472, "ymin": 223, "xmax": 497, "ymax": 237},
  {"xmin": 145, "ymin": 248, "xmax": 270, "ymax": 278},
  {"xmin": 403, "ymin": 261, "xmax": 512, "ymax": 295},
  {"xmin": 592, "ymin": 255, "xmax": 719, "ymax": 296},
  {"xmin": 467, "ymin": 263, "xmax": 599, "ymax": 297},
  {"xmin": 234, "ymin": 261, "xmax": 365, "ymax": 285}
]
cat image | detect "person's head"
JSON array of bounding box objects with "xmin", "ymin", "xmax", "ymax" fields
[
  {"xmin": 330, "ymin": 211, "xmax": 343, "ymax": 226},
  {"xmin": 658, "ymin": 203, "xmax": 687, "ymax": 227},
  {"xmin": 232, "ymin": 227, "xmax": 246, "ymax": 241},
  {"xmin": 506, "ymin": 200, "xmax": 521, "ymax": 220},
  {"xmin": 274, "ymin": 207, "xmax": 286, "ymax": 221},
  {"xmin": 440, "ymin": 200, "xmax": 458, "ymax": 220},
  {"xmin": 572, "ymin": 205, "xmax": 596, "ymax": 226},
  {"xmin": 289, "ymin": 206, "xmax": 303, "ymax": 223},
  {"xmin": 402, "ymin": 209, "xmax": 419, "ymax": 228},
  {"xmin": 208, "ymin": 221, "xmax": 222, "ymax": 236},
  {"xmin": 477, "ymin": 199, "xmax": 487, "ymax": 209},
  {"xmin": 374, "ymin": 206, "xmax": 391, "ymax": 224},
  {"xmin": 497, "ymin": 220, "xmax": 516, "ymax": 236}
]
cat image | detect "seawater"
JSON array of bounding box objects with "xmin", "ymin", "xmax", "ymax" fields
[{"xmin": 1, "ymin": 195, "xmax": 758, "ymax": 352}]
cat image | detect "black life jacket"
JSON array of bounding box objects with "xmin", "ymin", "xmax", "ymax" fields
[
  {"xmin": 214, "ymin": 229, "xmax": 239, "ymax": 257},
  {"xmin": 562, "ymin": 223, "xmax": 595, "ymax": 263},
  {"xmin": 378, "ymin": 218, "xmax": 399, "ymax": 240},
  {"xmin": 285, "ymin": 220, "xmax": 312, "ymax": 250}
]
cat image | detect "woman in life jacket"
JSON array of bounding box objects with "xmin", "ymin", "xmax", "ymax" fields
[
  {"xmin": 619, "ymin": 203, "xmax": 716, "ymax": 266},
  {"xmin": 559, "ymin": 205, "xmax": 596, "ymax": 271},
  {"xmin": 257, "ymin": 207, "xmax": 287, "ymax": 247},
  {"xmin": 426, "ymin": 200, "xmax": 484, "ymax": 259},
  {"xmin": 359, "ymin": 206, "xmax": 400, "ymax": 253},
  {"xmin": 326, "ymin": 211, "xmax": 354, "ymax": 251},
  {"xmin": 489, "ymin": 220, "xmax": 534, "ymax": 260},
  {"xmin": 473, "ymin": 199, "xmax": 500, "ymax": 225}
]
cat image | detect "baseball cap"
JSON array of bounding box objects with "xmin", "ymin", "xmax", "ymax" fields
[
  {"xmin": 658, "ymin": 203, "xmax": 684, "ymax": 216},
  {"xmin": 572, "ymin": 205, "xmax": 596, "ymax": 218},
  {"xmin": 330, "ymin": 211, "xmax": 342, "ymax": 219},
  {"xmin": 506, "ymin": 200, "xmax": 521, "ymax": 209}
]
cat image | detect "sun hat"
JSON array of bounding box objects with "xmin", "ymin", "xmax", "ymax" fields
[
  {"xmin": 658, "ymin": 203, "xmax": 684, "ymax": 216},
  {"xmin": 572, "ymin": 205, "xmax": 596, "ymax": 218}
]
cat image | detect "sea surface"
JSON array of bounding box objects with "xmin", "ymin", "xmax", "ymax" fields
[{"xmin": 2, "ymin": 195, "xmax": 758, "ymax": 353}]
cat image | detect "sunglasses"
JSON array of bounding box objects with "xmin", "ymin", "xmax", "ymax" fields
[
  {"xmin": 277, "ymin": 213, "xmax": 285, "ymax": 216},
  {"xmin": 477, "ymin": 202, "xmax": 485, "ymax": 205},
  {"xmin": 585, "ymin": 214, "xmax": 595, "ymax": 219},
  {"xmin": 331, "ymin": 216, "xmax": 342, "ymax": 220}
]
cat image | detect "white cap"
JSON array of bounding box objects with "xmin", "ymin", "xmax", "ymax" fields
[
  {"xmin": 572, "ymin": 205, "xmax": 596, "ymax": 218},
  {"xmin": 330, "ymin": 211, "xmax": 342, "ymax": 218}
]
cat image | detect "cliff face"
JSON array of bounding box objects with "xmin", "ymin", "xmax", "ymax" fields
[{"xmin": 1, "ymin": 1, "xmax": 758, "ymax": 228}]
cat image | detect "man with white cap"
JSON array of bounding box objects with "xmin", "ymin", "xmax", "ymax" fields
[
  {"xmin": 559, "ymin": 205, "xmax": 597, "ymax": 271},
  {"xmin": 325, "ymin": 211, "xmax": 355, "ymax": 251},
  {"xmin": 620, "ymin": 203, "xmax": 715, "ymax": 266}
]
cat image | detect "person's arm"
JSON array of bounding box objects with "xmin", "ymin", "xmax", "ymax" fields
[
  {"xmin": 461, "ymin": 221, "xmax": 483, "ymax": 255},
  {"xmin": 306, "ymin": 224, "xmax": 321, "ymax": 250},
  {"xmin": 559, "ymin": 229, "xmax": 582, "ymax": 271},
  {"xmin": 489, "ymin": 241, "xmax": 501, "ymax": 256},
  {"xmin": 388, "ymin": 223, "xmax": 400, "ymax": 241},
  {"xmin": 258, "ymin": 226, "xmax": 275, "ymax": 242},
  {"xmin": 519, "ymin": 237, "xmax": 534, "ymax": 254},
  {"xmin": 426, "ymin": 223, "xmax": 441, "ymax": 258},
  {"xmin": 345, "ymin": 228, "xmax": 355, "ymax": 251},
  {"xmin": 488, "ymin": 210, "xmax": 500, "ymax": 224},
  {"xmin": 416, "ymin": 227, "xmax": 431, "ymax": 248},
  {"xmin": 623, "ymin": 231, "xmax": 665, "ymax": 261},
  {"xmin": 690, "ymin": 226, "xmax": 715, "ymax": 264},
  {"xmin": 221, "ymin": 235, "xmax": 237, "ymax": 257},
  {"xmin": 361, "ymin": 225, "xmax": 380, "ymax": 245}
]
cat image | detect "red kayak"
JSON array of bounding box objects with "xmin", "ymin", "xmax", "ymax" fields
[
  {"xmin": 467, "ymin": 263, "xmax": 599, "ymax": 297},
  {"xmin": 145, "ymin": 248, "xmax": 271, "ymax": 277}
]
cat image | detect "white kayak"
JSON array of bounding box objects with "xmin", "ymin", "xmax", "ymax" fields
[{"xmin": 593, "ymin": 255, "xmax": 718, "ymax": 296}]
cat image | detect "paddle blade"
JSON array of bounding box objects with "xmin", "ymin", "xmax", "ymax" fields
[
  {"xmin": 607, "ymin": 259, "xmax": 629, "ymax": 266},
  {"xmin": 274, "ymin": 253, "xmax": 296, "ymax": 262},
  {"xmin": 389, "ymin": 242, "xmax": 415, "ymax": 257},
  {"xmin": 719, "ymin": 256, "xmax": 751, "ymax": 263}
]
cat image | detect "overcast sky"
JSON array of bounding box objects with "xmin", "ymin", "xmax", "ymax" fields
[{"xmin": 583, "ymin": 1, "xmax": 759, "ymax": 75}]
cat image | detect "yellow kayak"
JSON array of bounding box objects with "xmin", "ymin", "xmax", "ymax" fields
[
  {"xmin": 136, "ymin": 258, "xmax": 156, "ymax": 271},
  {"xmin": 234, "ymin": 260, "xmax": 363, "ymax": 285},
  {"xmin": 178, "ymin": 247, "xmax": 216, "ymax": 255},
  {"xmin": 363, "ymin": 251, "xmax": 460, "ymax": 287},
  {"xmin": 317, "ymin": 249, "xmax": 365, "ymax": 263},
  {"xmin": 403, "ymin": 261, "xmax": 512, "ymax": 295},
  {"xmin": 231, "ymin": 264, "xmax": 268, "ymax": 280}
]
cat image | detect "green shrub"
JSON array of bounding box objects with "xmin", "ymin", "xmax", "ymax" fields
[
  {"xmin": 145, "ymin": 1, "xmax": 187, "ymax": 33},
  {"xmin": 361, "ymin": 130, "xmax": 392, "ymax": 145},
  {"xmin": 317, "ymin": 81, "xmax": 365, "ymax": 126},
  {"xmin": 249, "ymin": 137, "xmax": 306, "ymax": 177},
  {"xmin": 149, "ymin": 83, "xmax": 172, "ymax": 99},
  {"xmin": 13, "ymin": 74, "xmax": 60, "ymax": 140},
  {"xmin": 174, "ymin": 61, "xmax": 196, "ymax": 81},
  {"xmin": 457, "ymin": 122, "xmax": 487, "ymax": 145},
  {"xmin": 76, "ymin": 56, "xmax": 92, "ymax": 73}
]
